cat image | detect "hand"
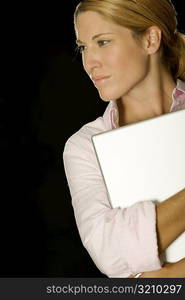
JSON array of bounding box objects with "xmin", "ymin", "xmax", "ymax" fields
[{"xmin": 140, "ymin": 258, "xmax": 185, "ymax": 278}]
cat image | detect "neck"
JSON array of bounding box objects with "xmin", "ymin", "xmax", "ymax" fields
[{"xmin": 117, "ymin": 66, "xmax": 176, "ymax": 127}]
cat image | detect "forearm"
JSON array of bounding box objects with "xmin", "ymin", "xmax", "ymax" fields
[
  {"xmin": 156, "ymin": 188, "xmax": 185, "ymax": 253},
  {"xmin": 140, "ymin": 258, "xmax": 185, "ymax": 278}
]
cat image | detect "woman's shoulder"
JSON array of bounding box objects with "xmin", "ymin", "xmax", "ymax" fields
[{"xmin": 64, "ymin": 116, "xmax": 107, "ymax": 154}]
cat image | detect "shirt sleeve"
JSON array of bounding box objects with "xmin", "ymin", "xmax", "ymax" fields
[{"xmin": 63, "ymin": 129, "xmax": 162, "ymax": 278}]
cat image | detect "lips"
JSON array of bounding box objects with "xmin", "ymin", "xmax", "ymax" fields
[{"xmin": 92, "ymin": 76, "xmax": 110, "ymax": 86}]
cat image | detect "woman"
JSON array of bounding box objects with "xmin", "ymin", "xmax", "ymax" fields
[{"xmin": 63, "ymin": 0, "xmax": 185, "ymax": 277}]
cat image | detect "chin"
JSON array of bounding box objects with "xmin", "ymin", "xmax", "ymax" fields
[
  {"xmin": 98, "ymin": 88, "xmax": 124, "ymax": 102},
  {"xmin": 100, "ymin": 95, "xmax": 114, "ymax": 102}
]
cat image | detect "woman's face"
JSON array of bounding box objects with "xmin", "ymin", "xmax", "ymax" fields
[{"xmin": 75, "ymin": 11, "xmax": 150, "ymax": 101}]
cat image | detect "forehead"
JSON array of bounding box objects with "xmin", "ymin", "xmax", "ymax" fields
[{"xmin": 75, "ymin": 11, "xmax": 129, "ymax": 39}]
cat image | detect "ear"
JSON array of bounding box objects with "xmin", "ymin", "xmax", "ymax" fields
[{"xmin": 143, "ymin": 26, "xmax": 162, "ymax": 55}]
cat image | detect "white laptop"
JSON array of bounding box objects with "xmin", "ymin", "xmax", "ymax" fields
[{"xmin": 92, "ymin": 109, "xmax": 185, "ymax": 263}]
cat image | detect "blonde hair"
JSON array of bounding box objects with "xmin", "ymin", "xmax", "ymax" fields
[{"xmin": 74, "ymin": 0, "xmax": 185, "ymax": 81}]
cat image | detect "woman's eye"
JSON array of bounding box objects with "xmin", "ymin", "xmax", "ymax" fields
[
  {"xmin": 76, "ymin": 45, "xmax": 86, "ymax": 53},
  {"xmin": 97, "ymin": 40, "xmax": 110, "ymax": 46}
]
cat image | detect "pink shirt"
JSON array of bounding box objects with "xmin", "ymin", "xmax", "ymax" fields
[{"xmin": 63, "ymin": 79, "xmax": 185, "ymax": 278}]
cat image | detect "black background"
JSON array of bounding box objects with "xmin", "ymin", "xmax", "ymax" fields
[{"xmin": 0, "ymin": 0, "xmax": 184, "ymax": 277}]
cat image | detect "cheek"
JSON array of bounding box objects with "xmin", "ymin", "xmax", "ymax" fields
[
  {"xmin": 116, "ymin": 50, "xmax": 148, "ymax": 79},
  {"xmin": 107, "ymin": 47, "xmax": 135, "ymax": 74}
]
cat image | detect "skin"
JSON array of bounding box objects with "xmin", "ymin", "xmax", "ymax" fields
[
  {"xmin": 75, "ymin": 11, "xmax": 185, "ymax": 277},
  {"xmin": 75, "ymin": 11, "xmax": 176, "ymax": 125}
]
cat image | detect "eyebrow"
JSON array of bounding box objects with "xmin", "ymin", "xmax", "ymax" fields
[{"xmin": 76, "ymin": 32, "xmax": 114, "ymax": 44}]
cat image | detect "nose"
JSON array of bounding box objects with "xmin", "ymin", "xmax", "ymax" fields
[{"xmin": 83, "ymin": 49, "xmax": 102, "ymax": 76}]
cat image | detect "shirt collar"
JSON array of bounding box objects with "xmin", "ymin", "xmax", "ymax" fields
[{"xmin": 103, "ymin": 79, "xmax": 185, "ymax": 130}]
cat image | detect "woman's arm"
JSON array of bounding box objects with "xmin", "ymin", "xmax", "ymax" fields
[
  {"xmin": 137, "ymin": 189, "xmax": 185, "ymax": 278},
  {"xmin": 63, "ymin": 123, "xmax": 185, "ymax": 277},
  {"xmin": 63, "ymin": 128, "xmax": 161, "ymax": 277},
  {"xmin": 156, "ymin": 188, "xmax": 185, "ymax": 253},
  {"xmin": 140, "ymin": 258, "xmax": 185, "ymax": 278}
]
